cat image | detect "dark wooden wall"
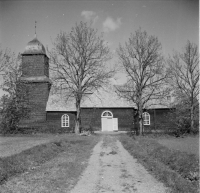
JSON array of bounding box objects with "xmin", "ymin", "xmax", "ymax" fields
[
  {"xmin": 46, "ymin": 108, "xmax": 135, "ymax": 132},
  {"xmin": 22, "ymin": 55, "xmax": 49, "ymax": 77},
  {"xmin": 46, "ymin": 111, "xmax": 76, "ymax": 133},
  {"xmin": 133, "ymin": 108, "xmax": 174, "ymax": 133},
  {"xmin": 81, "ymin": 108, "xmax": 135, "ymax": 131}
]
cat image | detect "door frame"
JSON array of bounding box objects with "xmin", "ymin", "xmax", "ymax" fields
[{"xmin": 101, "ymin": 110, "xmax": 113, "ymax": 131}]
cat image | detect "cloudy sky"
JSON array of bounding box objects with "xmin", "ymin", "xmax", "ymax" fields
[{"xmin": 0, "ymin": 0, "xmax": 198, "ymax": 86}]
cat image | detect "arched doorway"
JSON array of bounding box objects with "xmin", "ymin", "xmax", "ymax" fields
[{"xmin": 101, "ymin": 110, "xmax": 117, "ymax": 131}]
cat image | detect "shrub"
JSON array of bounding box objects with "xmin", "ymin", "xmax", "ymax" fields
[
  {"xmin": 0, "ymin": 92, "xmax": 29, "ymax": 134},
  {"xmin": 166, "ymin": 99, "xmax": 199, "ymax": 136},
  {"xmin": 80, "ymin": 125, "xmax": 94, "ymax": 136}
]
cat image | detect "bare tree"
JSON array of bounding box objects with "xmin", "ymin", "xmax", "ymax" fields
[
  {"xmin": 167, "ymin": 41, "xmax": 199, "ymax": 132},
  {"xmin": 0, "ymin": 54, "xmax": 30, "ymax": 134},
  {"xmin": 0, "ymin": 46, "xmax": 14, "ymax": 76},
  {"xmin": 116, "ymin": 28, "xmax": 167, "ymax": 135},
  {"xmin": 49, "ymin": 22, "xmax": 114, "ymax": 134},
  {"xmin": 2, "ymin": 53, "xmax": 22, "ymax": 95}
]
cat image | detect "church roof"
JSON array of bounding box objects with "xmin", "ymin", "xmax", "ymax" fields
[
  {"xmin": 23, "ymin": 36, "xmax": 46, "ymax": 55},
  {"xmin": 46, "ymin": 84, "xmax": 136, "ymax": 111},
  {"xmin": 46, "ymin": 81, "xmax": 173, "ymax": 111}
]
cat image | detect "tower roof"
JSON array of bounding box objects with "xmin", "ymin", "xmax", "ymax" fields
[{"xmin": 23, "ymin": 37, "xmax": 46, "ymax": 55}]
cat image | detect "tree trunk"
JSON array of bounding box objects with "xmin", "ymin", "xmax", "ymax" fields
[
  {"xmin": 139, "ymin": 116, "xmax": 143, "ymax": 135},
  {"xmin": 75, "ymin": 99, "xmax": 81, "ymax": 134},
  {"xmin": 190, "ymin": 102, "xmax": 194, "ymax": 133},
  {"xmin": 154, "ymin": 109, "xmax": 156, "ymax": 131},
  {"xmin": 138, "ymin": 101, "xmax": 143, "ymax": 135}
]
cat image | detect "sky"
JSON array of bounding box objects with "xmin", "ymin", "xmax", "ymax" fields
[{"xmin": 0, "ymin": 0, "xmax": 199, "ymax": 90}]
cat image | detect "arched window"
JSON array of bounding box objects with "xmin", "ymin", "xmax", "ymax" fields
[
  {"xmin": 101, "ymin": 110, "xmax": 113, "ymax": 118},
  {"xmin": 143, "ymin": 112, "xmax": 150, "ymax": 125},
  {"xmin": 61, "ymin": 114, "xmax": 69, "ymax": 127}
]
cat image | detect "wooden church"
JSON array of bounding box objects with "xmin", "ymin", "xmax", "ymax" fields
[{"xmin": 19, "ymin": 36, "xmax": 173, "ymax": 133}]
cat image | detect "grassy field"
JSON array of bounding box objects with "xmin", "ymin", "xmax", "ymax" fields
[
  {"xmin": 0, "ymin": 132, "xmax": 199, "ymax": 192},
  {"xmin": 0, "ymin": 134, "xmax": 67, "ymax": 157},
  {"xmin": 157, "ymin": 136, "xmax": 199, "ymax": 156},
  {"xmin": 0, "ymin": 133, "xmax": 101, "ymax": 192},
  {"xmin": 118, "ymin": 133, "xmax": 199, "ymax": 193}
]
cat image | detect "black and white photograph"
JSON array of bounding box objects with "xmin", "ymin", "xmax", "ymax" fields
[{"xmin": 0, "ymin": 0, "xmax": 199, "ymax": 192}]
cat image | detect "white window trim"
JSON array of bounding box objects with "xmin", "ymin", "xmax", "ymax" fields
[
  {"xmin": 143, "ymin": 112, "xmax": 150, "ymax": 125},
  {"xmin": 61, "ymin": 114, "xmax": 69, "ymax": 127},
  {"xmin": 101, "ymin": 110, "xmax": 113, "ymax": 118}
]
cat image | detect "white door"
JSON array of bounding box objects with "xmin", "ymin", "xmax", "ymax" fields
[
  {"xmin": 113, "ymin": 118, "xmax": 118, "ymax": 131},
  {"xmin": 101, "ymin": 110, "xmax": 114, "ymax": 131},
  {"xmin": 102, "ymin": 117, "xmax": 113, "ymax": 131}
]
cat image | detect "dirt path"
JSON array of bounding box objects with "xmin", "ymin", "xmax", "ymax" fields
[{"xmin": 70, "ymin": 135, "xmax": 169, "ymax": 193}]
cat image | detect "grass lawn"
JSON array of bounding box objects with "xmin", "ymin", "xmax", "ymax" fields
[
  {"xmin": 118, "ymin": 133, "xmax": 199, "ymax": 193},
  {"xmin": 0, "ymin": 134, "xmax": 67, "ymax": 157},
  {"xmin": 157, "ymin": 136, "xmax": 199, "ymax": 156},
  {"xmin": 0, "ymin": 133, "xmax": 101, "ymax": 193}
]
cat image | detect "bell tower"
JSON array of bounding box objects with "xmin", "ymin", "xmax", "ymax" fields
[{"xmin": 20, "ymin": 36, "xmax": 51, "ymax": 125}]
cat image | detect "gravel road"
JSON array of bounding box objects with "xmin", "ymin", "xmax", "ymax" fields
[{"xmin": 70, "ymin": 135, "xmax": 169, "ymax": 193}]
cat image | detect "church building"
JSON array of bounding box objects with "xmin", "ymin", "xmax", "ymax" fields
[{"xmin": 19, "ymin": 37, "xmax": 173, "ymax": 133}]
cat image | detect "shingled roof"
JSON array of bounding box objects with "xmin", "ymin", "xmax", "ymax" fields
[
  {"xmin": 46, "ymin": 81, "xmax": 172, "ymax": 111},
  {"xmin": 23, "ymin": 37, "xmax": 46, "ymax": 55},
  {"xmin": 46, "ymin": 83, "xmax": 136, "ymax": 111}
]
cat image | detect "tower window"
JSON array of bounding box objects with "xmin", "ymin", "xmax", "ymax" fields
[
  {"xmin": 61, "ymin": 114, "xmax": 69, "ymax": 127},
  {"xmin": 143, "ymin": 112, "xmax": 150, "ymax": 125}
]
